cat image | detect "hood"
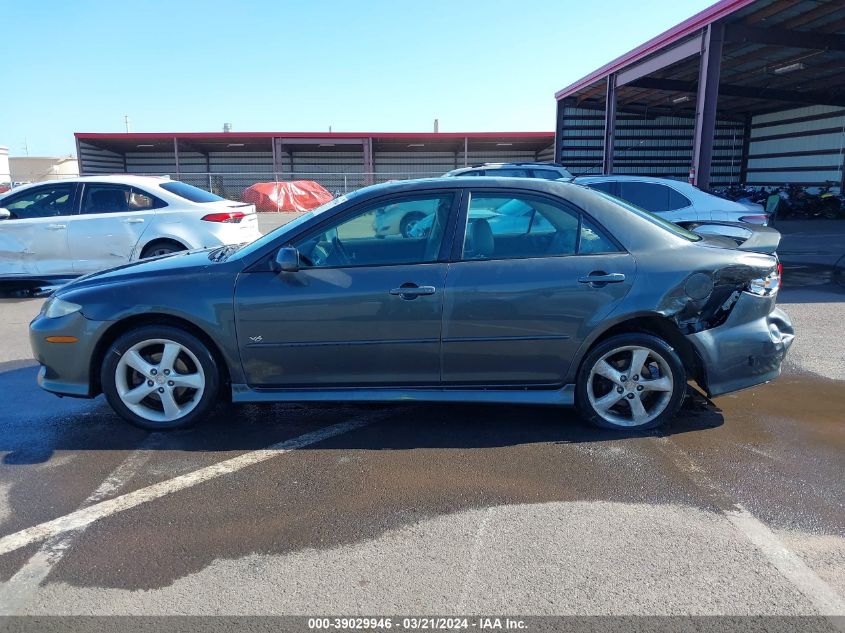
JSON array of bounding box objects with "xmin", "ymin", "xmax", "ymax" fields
[{"xmin": 56, "ymin": 248, "xmax": 233, "ymax": 295}]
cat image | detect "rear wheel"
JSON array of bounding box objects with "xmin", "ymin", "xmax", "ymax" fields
[
  {"xmin": 576, "ymin": 333, "xmax": 686, "ymax": 431},
  {"xmin": 141, "ymin": 240, "xmax": 186, "ymax": 259},
  {"xmin": 400, "ymin": 212, "xmax": 425, "ymax": 238},
  {"xmin": 101, "ymin": 326, "xmax": 220, "ymax": 430}
]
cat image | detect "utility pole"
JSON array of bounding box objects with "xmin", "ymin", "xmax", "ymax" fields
[
  {"xmin": 434, "ymin": 119, "xmax": 439, "ymax": 133},
  {"xmin": 124, "ymin": 115, "xmax": 131, "ymax": 133}
]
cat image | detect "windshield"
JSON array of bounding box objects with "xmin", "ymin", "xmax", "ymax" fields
[
  {"xmin": 590, "ymin": 189, "xmax": 702, "ymax": 242},
  {"xmin": 232, "ymin": 194, "xmax": 351, "ymax": 259},
  {"xmin": 159, "ymin": 181, "xmax": 225, "ymax": 203}
]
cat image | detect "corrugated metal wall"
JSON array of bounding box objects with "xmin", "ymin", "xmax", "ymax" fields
[
  {"xmin": 558, "ymin": 105, "xmax": 745, "ymax": 185},
  {"xmin": 78, "ymin": 141, "xmax": 124, "ymax": 174},
  {"xmin": 747, "ymin": 105, "xmax": 845, "ymax": 188}
]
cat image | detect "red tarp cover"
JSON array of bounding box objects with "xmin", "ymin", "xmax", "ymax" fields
[{"xmin": 242, "ymin": 180, "xmax": 333, "ymax": 212}]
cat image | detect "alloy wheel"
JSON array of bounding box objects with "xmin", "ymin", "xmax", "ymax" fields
[
  {"xmin": 114, "ymin": 338, "xmax": 206, "ymax": 423},
  {"xmin": 586, "ymin": 345, "xmax": 674, "ymax": 427}
]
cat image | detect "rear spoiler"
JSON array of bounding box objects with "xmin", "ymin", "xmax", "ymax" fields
[
  {"xmin": 681, "ymin": 221, "xmax": 781, "ymax": 255},
  {"xmin": 735, "ymin": 225, "xmax": 781, "ymax": 255}
]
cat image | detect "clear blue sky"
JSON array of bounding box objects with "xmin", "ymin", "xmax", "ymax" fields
[{"xmin": 1, "ymin": 0, "xmax": 714, "ymax": 157}]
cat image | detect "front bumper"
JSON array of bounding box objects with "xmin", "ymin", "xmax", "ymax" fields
[
  {"xmin": 29, "ymin": 311, "xmax": 109, "ymax": 398},
  {"xmin": 686, "ymin": 292, "xmax": 794, "ymax": 397}
]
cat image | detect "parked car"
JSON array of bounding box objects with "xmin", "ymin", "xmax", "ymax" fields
[
  {"xmin": 444, "ymin": 162, "xmax": 573, "ymax": 180},
  {"xmin": 573, "ymin": 176, "xmax": 769, "ymax": 238},
  {"xmin": 0, "ymin": 175, "xmax": 261, "ymax": 280},
  {"xmin": 370, "ymin": 164, "xmax": 575, "ymax": 238},
  {"xmin": 31, "ymin": 177, "xmax": 793, "ymax": 433}
]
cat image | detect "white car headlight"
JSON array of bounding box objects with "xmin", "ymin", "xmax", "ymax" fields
[{"xmin": 43, "ymin": 298, "xmax": 83, "ymax": 319}]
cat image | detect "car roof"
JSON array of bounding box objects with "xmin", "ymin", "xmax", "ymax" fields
[{"xmin": 0, "ymin": 175, "xmax": 175, "ymax": 198}]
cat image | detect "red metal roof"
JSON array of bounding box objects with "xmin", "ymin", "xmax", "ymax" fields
[
  {"xmin": 75, "ymin": 132, "xmax": 553, "ymax": 140},
  {"xmin": 554, "ymin": 0, "xmax": 757, "ymax": 100}
]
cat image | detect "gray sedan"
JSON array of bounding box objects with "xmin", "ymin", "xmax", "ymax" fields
[{"xmin": 29, "ymin": 178, "xmax": 794, "ymax": 432}]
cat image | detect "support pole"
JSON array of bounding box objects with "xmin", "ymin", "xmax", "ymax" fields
[
  {"xmin": 603, "ymin": 75, "xmax": 617, "ymax": 175},
  {"xmin": 173, "ymin": 137, "xmax": 181, "ymax": 180},
  {"xmin": 363, "ymin": 137, "xmax": 374, "ymax": 185},
  {"xmin": 691, "ymin": 23, "xmax": 724, "ymax": 190}
]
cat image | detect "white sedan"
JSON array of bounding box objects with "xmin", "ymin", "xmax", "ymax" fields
[
  {"xmin": 0, "ymin": 175, "xmax": 261, "ymax": 279},
  {"xmin": 573, "ymin": 176, "xmax": 769, "ymax": 234}
]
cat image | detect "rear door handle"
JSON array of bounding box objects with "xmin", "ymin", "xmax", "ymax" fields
[
  {"xmin": 123, "ymin": 218, "xmax": 145, "ymax": 224},
  {"xmin": 389, "ymin": 284, "xmax": 436, "ymax": 299},
  {"xmin": 578, "ymin": 272, "xmax": 626, "ymax": 285},
  {"xmin": 46, "ymin": 224, "xmax": 66, "ymax": 230}
]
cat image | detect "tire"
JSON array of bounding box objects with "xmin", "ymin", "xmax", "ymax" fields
[
  {"xmin": 101, "ymin": 325, "xmax": 220, "ymax": 430},
  {"xmin": 400, "ymin": 212, "xmax": 425, "ymax": 238},
  {"xmin": 141, "ymin": 240, "xmax": 186, "ymax": 259},
  {"xmin": 575, "ymin": 333, "xmax": 686, "ymax": 431}
]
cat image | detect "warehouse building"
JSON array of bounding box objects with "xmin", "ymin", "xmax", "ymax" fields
[
  {"xmin": 75, "ymin": 132, "xmax": 554, "ymax": 199},
  {"xmin": 554, "ymin": 0, "xmax": 845, "ymax": 190}
]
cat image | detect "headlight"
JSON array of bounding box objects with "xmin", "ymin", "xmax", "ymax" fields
[{"xmin": 43, "ymin": 298, "xmax": 83, "ymax": 319}]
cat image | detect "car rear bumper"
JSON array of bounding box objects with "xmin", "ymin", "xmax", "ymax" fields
[
  {"xmin": 686, "ymin": 292, "xmax": 794, "ymax": 397},
  {"xmin": 30, "ymin": 311, "xmax": 108, "ymax": 398}
]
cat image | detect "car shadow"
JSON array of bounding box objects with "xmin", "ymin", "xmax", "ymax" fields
[{"xmin": 0, "ymin": 360, "xmax": 724, "ymax": 465}]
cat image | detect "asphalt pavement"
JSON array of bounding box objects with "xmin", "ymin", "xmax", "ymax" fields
[{"xmin": 0, "ymin": 216, "xmax": 841, "ymax": 623}]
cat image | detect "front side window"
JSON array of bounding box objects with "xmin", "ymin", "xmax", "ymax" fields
[
  {"xmin": 461, "ymin": 194, "xmax": 581, "ymax": 261},
  {"xmin": 291, "ymin": 193, "xmax": 454, "ymax": 268},
  {"xmin": 2, "ymin": 184, "xmax": 75, "ymax": 219}
]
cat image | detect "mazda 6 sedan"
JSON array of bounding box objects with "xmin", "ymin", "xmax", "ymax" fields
[{"xmin": 30, "ymin": 178, "xmax": 794, "ymax": 432}]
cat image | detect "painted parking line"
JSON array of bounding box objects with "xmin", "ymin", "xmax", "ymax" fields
[
  {"xmin": 0, "ymin": 434, "xmax": 165, "ymax": 614},
  {"xmin": 656, "ymin": 437, "xmax": 845, "ymax": 617},
  {"xmin": 0, "ymin": 415, "xmax": 379, "ymax": 561}
]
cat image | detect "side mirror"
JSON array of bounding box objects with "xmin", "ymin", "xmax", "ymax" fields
[
  {"xmin": 0, "ymin": 208, "xmax": 10, "ymax": 221},
  {"xmin": 274, "ymin": 246, "xmax": 300, "ymax": 273}
]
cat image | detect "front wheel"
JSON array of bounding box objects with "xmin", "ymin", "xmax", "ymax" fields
[
  {"xmin": 101, "ymin": 326, "xmax": 220, "ymax": 430},
  {"xmin": 575, "ymin": 333, "xmax": 686, "ymax": 431}
]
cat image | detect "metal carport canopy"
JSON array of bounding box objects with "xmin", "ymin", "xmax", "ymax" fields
[{"xmin": 553, "ymin": 0, "xmax": 845, "ymax": 188}]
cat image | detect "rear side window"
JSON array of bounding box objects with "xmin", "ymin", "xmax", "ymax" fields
[
  {"xmin": 579, "ymin": 216, "xmax": 620, "ymax": 254},
  {"xmin": 486, "ymin": 168, "xmax": 529, "ymax": 177},
  {"xmin": 2, "ymin": 184, "xmax": 76, "ymax": 219},
  {"xmin": 160, "ymin": 181, "xmax": 224, "ymax": 203},
  {"xmin": 531, "ymin": 170, "xmax": 563, "ymax": 180},
  {"xmin": 667, "ymin": 187, "xmax": 692, "ymax": 210},
  {"xmin": 618, "ymin": 182, "xmax": 673, "ymax": 212},
  {"xmin": 585, "ymin": 181, "xmax": 615, "ymax": 195},
  {"xmin": 462, "ymin": 193, "xmax": 609, "ymax": 261}
]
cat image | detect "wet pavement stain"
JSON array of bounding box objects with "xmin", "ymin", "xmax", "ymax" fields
[{"xmin": 28, "ymin": 374, "xmax": 842, "ymax": 591}]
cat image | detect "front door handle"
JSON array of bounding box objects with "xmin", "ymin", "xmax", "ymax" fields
[
  {"xmin": 123, "ymin": 218, "xmax": 145, "ymax": 224},
  {"xmin": 578, "ymin": 272, "xmax": 626, "ymax": 286},
  {"xmin": 389, "ymin": 284, "xmax": 436, "ymax": 300},
  {"xmin": 46, "ymin": 224, "xmax": 66, "ymax": 230}
]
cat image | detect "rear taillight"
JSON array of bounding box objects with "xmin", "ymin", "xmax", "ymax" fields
[
  {"xmin": 201, "ymin": 211, "xmax": 245, "ymax": 223},
  {"xmin": 739, "ymin": 214, "xmax": 769, "ymax": 225},
  {"xmin": 748, "ymin": 267, "xmax": 780, "ymax": 296}
]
